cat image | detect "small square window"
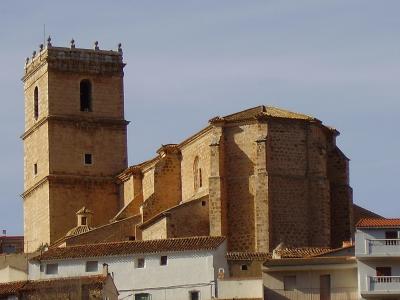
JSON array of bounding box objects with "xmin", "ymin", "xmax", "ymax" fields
[
  {"xmin": 84, "ymin": 153, "xmax": 92, "ymax": 165},
  {"xmin": 85, "ymin": 261, "xmax": 98, "ymax": 272},
  {"xmin": 241, "ymin": 264, "xmax": 248, "ymax": 271},
  {"xmin": 201, "ymin": 201, "xmax": 206, "ymax": 206},
  {"xmin": 190, "ymin": 291, "xmax": 200, "ymax": 300},
  {"xmin": 45, "ymin": 263, "xmax": 58, "ymax": 275},
  {"xmin": 135, "ymin": 293, "xmax": 151, "ymax": 300},
  {"xmin": 34, "ymin": 163, "xmax": 38, "ymax": 175},
  {"xmin": 136, "ymin": 258, "xmax": 145, "ymax": 268},
  {"xmin": 160, "ymin": 255, "xmax": 168, "ymax": 266}
]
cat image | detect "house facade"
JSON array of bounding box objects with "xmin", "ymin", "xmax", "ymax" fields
[
  {"xmin": 29, "ymin": 236, "xmax": 228, "ymax": 300},
  {"xmin": 263, "ymin": 245, "xmax": 357, "ymax": 300},
  {"xmin": 355, "ymin": 218, "xmax": 400, "ymax": 299}
]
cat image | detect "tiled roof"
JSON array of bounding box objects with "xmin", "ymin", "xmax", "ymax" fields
[
  {"xmin": 226, "ymin": 252, "xmax": 272, "ymax": 261},
  {"xmin": 275, "ymin": 247, "xmax": 332, "ymax": 258},
  {"xmin": 0, "ymin": 281, "xmax": 26, "ymax": 296},
  {"xmin": 211, "ymin": 105, "xmax": 317, "ymax": 123},
  {"xmin": 0, "ymin": 276, "xmax": 107, "ymax": 296},
  {"xmin": 66, "ymin": 225, "xmax": 92, "ymax": 237},
  {"xmin": 34, "ymin": 236, "xmax": 225, "ymax": 261},
  {"xmin": 356, "ymin": 218, "xmax": 400, "ymax": 228},
  {"xmin": 22, "ymin": 275, "xmax": 107, "ymax": 291}
]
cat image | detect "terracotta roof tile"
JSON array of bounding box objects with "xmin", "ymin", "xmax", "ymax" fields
[
  {"xmin": 21, "ymin": 275, "xmax": 107, "ymax": 291},
  {"xmin": 0, "ymin": 281, "xmax": 26, "ymax": 296},
  {"xmin": 213, "ymin": 105, "xmax": 317, "ymax": 123},
  {"xmin": 226, "ymin": 252, "xmax": 272, "ymax": 261},
  {"xmin": 0, "ymin": 276, "xmax": 107, "ymax": 296},
  {"xmin": 275, "ymin": 247, "xmax": 332, "ymax": 258},
  {"xmin": 34, "ymin": 236, "xmax": 225, "ymax": 261},
  {"xmin": 356, "ymin": 218, "xmax": 400, "ymax": 228}
]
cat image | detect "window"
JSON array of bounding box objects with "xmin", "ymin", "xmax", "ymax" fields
[
  {"xmin": 81, "ymin": 216, "xmax": 87, "ymax": 226},
  {"xmin": 283, "ymin": 275, "xmax": 296, "ymax": 291},
  {"xmin": 45, "ymin": 263, "xmax": 58, "ymax": 275},
  {"xmin": 193, "ymin": 157, "xmax": 202, "ymax": 191},
  {"xmin": 201, "ymin": 200, "xmax": 206, "ymax": 206},
  {"xmin": 160, "ymin": 255, "xmax": 168, "ymax": 266},
  {"xmin": 85, "ymin": 261, "xmax": 98, "ymax": 272},
  {"xmin": 385, "ymin": 231, "xmax": 398, "ymax": 245},
  {"xmin": 199, "ymin": 168, "xmax": 202, "ymax": 187},
  {"xmin": 34, "ymin": 86, "xmax": 39, "ymax": 120},
  {"xmin": 376, "ymin": 267, "xmax": 391, "ymax": 279},
  {"xmin": 189, "ymin": 291, "xmax": 200, "ymax": 300},
  {"xmin": 135, "ymin": 293, "xmax": 151, "ymax": 300},
  {"xmin": 241, "ymin": 264, "xmax": 248, "ymax": 271},
  {"xmin": 80, "ymin": 79, "xmax": 92, "ymax": 112},
  {"xmin": 84, "ymin": 153, "xmax": 92, "ymax": 165},
  {"xmin": 136, "ymin": 258, "xmax": 145, "ymax": 268},
  {"xmin": 40, "ymin": 264, "xmax": 44, "ymax": 272},
  {"xmin": 33, "ymin": 163, "xmax": 38, "ymax": 175}
]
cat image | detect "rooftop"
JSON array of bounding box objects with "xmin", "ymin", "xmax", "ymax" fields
[
  {"xmin": 356, "ymin": 218, "xmax": 400, "ymax": 228},
  {"xmin": 34, "ymin": 236, "xmax": 225, "ymax": 261},
  {"xmin": 0, "ymin": 275, "xmax": 107, "ymax": 296}
]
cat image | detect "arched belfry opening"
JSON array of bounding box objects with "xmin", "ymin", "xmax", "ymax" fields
[
  {"xmin": 34, "ymin": 86, "xmax": 39, "ymax": 120},
  {"xmin": 80, "ymin": 79, "xmax": 92, "ymax": 112}
]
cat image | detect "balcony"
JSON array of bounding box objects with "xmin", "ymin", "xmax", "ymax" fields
[
  {"xmin": 365, "ymin": 239, "xmax": 400, "ymax": 256},
  {"xmin": 362, "ymin": 276, "xmax": 400, "ymax": 297}
]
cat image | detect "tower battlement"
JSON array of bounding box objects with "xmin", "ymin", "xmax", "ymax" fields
[{"xmin": 23, "ymin": 38, "xmax": 125, "ymax": 81}]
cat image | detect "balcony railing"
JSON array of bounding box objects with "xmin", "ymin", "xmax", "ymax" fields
[
  {"xmin": 367, "ymin": 239, "xmax": 400, "ymax": 255},
  {"xmin": 369, "ymin": 276, "xmax": 400, "ymax": 292},
  {"xmin": 264, "ymin": 287, "xmax": 358, "ymax": 300}
]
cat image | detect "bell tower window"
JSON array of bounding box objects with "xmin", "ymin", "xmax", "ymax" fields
[
  {"xmin": 34, "ymin": 87, "xmax": 39, "ymax": 120},
  {"xmin": 80, "ymin": 80, "xmax": 92, "ymax": 112}
]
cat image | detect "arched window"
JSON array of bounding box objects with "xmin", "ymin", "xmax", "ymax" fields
[
  {"xmin": 34, "ymin": 87, "xmax": 39, "ymax": 120},
  {"xmin": 80, "ymin": 80, "xmax": 92, "ymax": 112},
  {"xmin": 193, "ymin": 156, "xmax": 202, "ymax": 191}
]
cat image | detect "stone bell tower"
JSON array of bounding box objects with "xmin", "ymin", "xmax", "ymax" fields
[{"xmin": 22, "ymin": 38, "xmax": 128, "ymax": 252}]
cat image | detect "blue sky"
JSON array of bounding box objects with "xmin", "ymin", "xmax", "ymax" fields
[{"xmin": 1, "ymin": 1, "xmax": 399, "ymax": 235}]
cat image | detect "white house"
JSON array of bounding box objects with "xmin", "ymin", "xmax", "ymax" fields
[
  {"xmin": 355, "ymin": 218, "xmax": 400, "ymax": 299},
  {"xmin": 29, "ymin": 236, "xmax": 228, "ymax": 300}
]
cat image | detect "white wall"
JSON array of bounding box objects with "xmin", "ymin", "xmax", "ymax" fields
[
  {"xmin": 355, "ymin": 228, "xmax": 400, "ymax": 255},
  {"xmin": 218, "ymin": 278, "xmax": 263, "ymax": 299},
  {"xmin": 358, "ymin": 260, "xmax": 400, "ymax": 294},
  {"xmin": 29, "ymin": 242, "xmax": 228, "ymax": 300}
]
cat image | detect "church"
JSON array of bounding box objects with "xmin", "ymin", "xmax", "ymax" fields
[{"xmin": 22, "ymin": 40, "xmax": 357, "ymax": 262}]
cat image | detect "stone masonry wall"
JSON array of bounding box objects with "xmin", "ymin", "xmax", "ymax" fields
[
  {"xmin": 48, "ymin": 121, "xmax": 127, "ymax": 177},
  {"xmin": 267, "ymin": 119, "xmax": 331, "ymax": 249},
  {"xmin": 141, "ymin": 217, "xmax": 168, "ymax": 240},
  {"xmin": 328, "ymin": 147, "xmax": 353, "ymax": 247},
  {"xmin": 23, "ymin": 182, "xmax": 50, "ymax": 252},
  {"xmin": 180, "ymin": 130, "xmax": 212, "ymax": 202},
  {"xmin": 142, "ymin": 152, "xmax": 182, "ymax": 221},
  {"xmin": 48, "ymin": 71, "xmax": 124, "ymax": 119},
  {"xmin": 49, "ymin": 179, "xmax": 120, "ymax": 243},
  {"xmin": 167, "ymin": 197, "xmax": 210, "ymax": 238},
  {"xmin": 64, "ymin": 215, "xmax": 141, "ymax": 246},
  {"xmin": 224, "ymin": 122, "xmax": 259, "ymax": 251}
]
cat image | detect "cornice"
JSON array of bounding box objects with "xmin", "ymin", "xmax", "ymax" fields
[
  {"xmin": 21, "ymin": 115, "xmax": 129, "ymax": 140},
  {"xmin": 22, "ymin": 174, "xmax": 117, "ymax": 198}
]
